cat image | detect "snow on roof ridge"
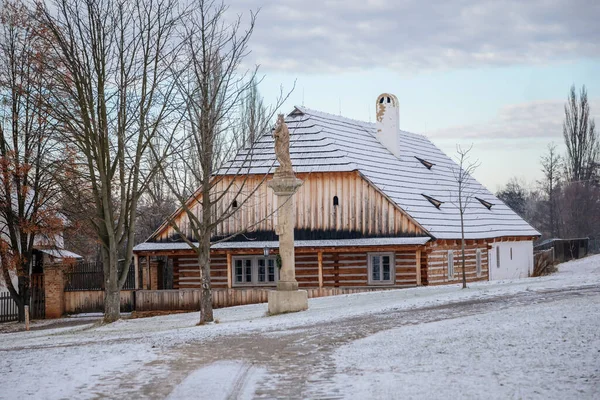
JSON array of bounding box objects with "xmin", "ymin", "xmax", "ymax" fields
[
  {"xmin": 292, "ymin": 105, "xmax": 430, "ymax": 142},
  {"xmin": 292, "ymin": 106, "xmax": 374, "ymax": 128}
]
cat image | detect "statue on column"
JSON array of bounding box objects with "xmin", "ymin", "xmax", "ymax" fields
[
  {"xmin": 273, "ymin": 114, "xmax": 292, "ymax": 175},
  {"xmin": 267, "ymin": 113, "xmax": 307, "ymax": 314}
]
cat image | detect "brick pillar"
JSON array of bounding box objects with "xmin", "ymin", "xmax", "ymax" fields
[
  {"xmin": 142, "ymin": 256, "xmax": 150, "ymax": 289},
  {"xmin": 44, "ymin": 265, "xmax": 66, "ymax": 318}
]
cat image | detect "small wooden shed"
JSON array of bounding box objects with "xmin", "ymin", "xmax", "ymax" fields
[{"xmin": 534, "ymin": 238, "xmax": 589, "ymax": 263}]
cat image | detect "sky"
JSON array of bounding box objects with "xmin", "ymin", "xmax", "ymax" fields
[{"xmin": 229, "ymin": 0, "xmax": 600, "ymax": 192}]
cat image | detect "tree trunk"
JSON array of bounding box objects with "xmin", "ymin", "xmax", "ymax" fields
[
  {"xmin": 198, "ymin": 236, "xmax": 213, "ymax": 324},
  {"xmin": 16, "ymin": 275, "xmax": 31, "ymax": 322},
  {"xmin": 460, "ymin": 210, "xmax": 467, "ymax": 289},
  {"xmin": 103, "ymin": 251, "xmax": 121, "ymax": 323},
  {"xmin": 461, "ymin": 238, "xmax": 467, "ymax": 289}
]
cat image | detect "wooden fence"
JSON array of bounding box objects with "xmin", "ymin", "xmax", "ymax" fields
[
  {"xmin": 0, "ymin": 277, "xmax": 44, "ymax": 322},
  {"xmin": 65, "ymin": 261, "xmax": 135, "ymax": 291},
  {"xmin": 31, "ymin": 274, "xmax": 45, "ymax": 319},
  {"xmin": 135, "ymin": 287, "xmax": 394, "ymax": 312},
  {"xmin": 64, "ymin": 290, "xmax": 134, "ymax": 314},
  {"xmin": 0, "ymin": 292, "xmax": 18, "ymax": 323}
]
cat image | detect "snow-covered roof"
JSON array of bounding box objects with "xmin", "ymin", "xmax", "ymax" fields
[
  {"xmin": 38, "ymin": 248, "xmax": 83, "ymax": 259},
  {"xmin": 134, "ymin": 237, "xmax": 431, "ymax": 252},
  {"xmin": 220, "ymin": 106, "xmax": 540, "ymax": 240}
]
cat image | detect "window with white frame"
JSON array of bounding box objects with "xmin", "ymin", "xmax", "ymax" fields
[
  {"xmin": 476, "ymin": 249, "xmax": 482, "ymax": 277},
  {"xmin": 368, "ymin": 253, "xmax": 394, "ymax": 284},
  {"xmin": 233, "ymin": 256, "xmax": 278, "ymax": 286},
  {"xmin": 447, "ymin": 251, "xmax": 454, "ymax": 279}
]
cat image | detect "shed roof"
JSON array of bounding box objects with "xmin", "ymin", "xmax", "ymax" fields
[
  {"xmin": 38, "ymin": 248, "xmax": 83, "ymax": 259},
  {"xmin": 220, "ymin": 106, "xmax": 540, "ymax": 240}
]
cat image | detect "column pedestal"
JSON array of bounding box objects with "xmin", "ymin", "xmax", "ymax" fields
[
  {"xmin": 267, "ymin": 171, "xmax": 307, "ymax": 315},
  {"xmin": 268, "ymin": 290, "xmax": 308, "ymax": 315}
]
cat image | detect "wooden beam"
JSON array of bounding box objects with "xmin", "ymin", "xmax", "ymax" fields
[
  {"xmin": 133, "ymin": 253, "xmax": 139, "ymax": 290},
  {"xmin": 226, "ymin": 252, "xmax": 232, "ymax": 289},
  {"xmin": 146, "ymin": 256, "xmax": 150, "ymax": 290},
  {"xmin": 134, "ymin": 244, "xmax": 425, "ymax": 258},
  {"xmin": 416, "ymin": 249, "xmax": 422, "ymax": 286},
  {"xmin": 317, "ymin": 251, "xmax": 323, "ymax": 288}
]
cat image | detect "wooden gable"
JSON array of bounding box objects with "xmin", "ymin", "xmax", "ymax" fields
[{"xmin": 152, "ymin": 170, "xmax": 426, "ymax": 242}]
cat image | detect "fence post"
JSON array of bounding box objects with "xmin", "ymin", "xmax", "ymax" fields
[
  {"xmin": 24, "ymin": 305, "xmax": 30, "ymax": 331},
  {"xmin": 45, "ymin": 264, "xmax": 66, "ymax": 318}
]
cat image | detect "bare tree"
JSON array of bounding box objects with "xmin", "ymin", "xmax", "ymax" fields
[
  {"xmin": 539, "ymin": 143, "xmax": 562, "ymax": 237},
  {"xmin": 559, "ymin": 85, "xmax": 600, "ymax": 239},
  {"xmin": 236, "ymin": 77, "xmax": 268, "ymax": 149},
  {"xmin": 37, "ymin": 0, "xmax": 183, "ymax": 322},
  {"xmin": 149, "ymin": 0, "xmax": 292, "ymax": 324},
  {"xmin": 0, "ymin": 0, "xmax": 64, "ymax": 321},
  {"xmin": 563, "ymin": 84, "xmax": 598, "ymax": 183},
  {"xmin": 450, "ymin": 145, "xmax": 480, "ymax": 289},
  {"xmin": 559, "ymin": 181, "xmax": 600, "ymax": 239},
  {"xmin": 496, "ymin": 177, "xmax": 528, "ymax": 218}
]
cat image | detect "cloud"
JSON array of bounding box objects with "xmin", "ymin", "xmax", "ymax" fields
[
  {"xmin": 231, "ymin": 0, "xmax": 600, "ymax": 73},
  {"xmin": 428, "ymin": 98, "xmax": 600, "ymax": 140}
]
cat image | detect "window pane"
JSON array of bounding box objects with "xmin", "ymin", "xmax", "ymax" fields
[
  {"xmin": 382, "ymin": 256, "xmax": 390, "ymax": 281},
  {"xmin": 372, "ymin": 256, "xmax": 380, "ymax": 281},
  {"xmin": 235, "ymin": 259, "xmax": 243, "ymax": 283},
  {"xmin": 258, "ymin": 259, "xmax": 266, "ymax": 282},
  {"xmin": 268, "ymin": 259, "xmax": 276, "ymax": 282},
  {"xmin": 245, "ymin": 259, "xmax": 252, "ymax": 282}
]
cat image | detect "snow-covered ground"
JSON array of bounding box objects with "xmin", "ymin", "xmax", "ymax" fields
[
  {"xmin": 1, "ymin": 255, "xmax": 599, "ymax": 399},
  {"xmin": 326, "ymin": 292, "xmax": 599, "ymax": 399}
]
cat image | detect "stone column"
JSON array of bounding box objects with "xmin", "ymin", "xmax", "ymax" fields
[
  {"xmin": 267, "ymin": 172, "xmax": 308, "ymax": 314},
  {"xmin": 44, "ymin": 264, "xmax": 66, "ymax": 319}
]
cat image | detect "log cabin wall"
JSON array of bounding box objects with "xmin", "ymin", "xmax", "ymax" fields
[
  {"xmin": 173, "ymin": 254, "xmax": 228, "ymax": 290},
  {"xmin": 424, "ymin": 240, "xmax": 489, "ymax": 285},
  {"xmin": 154, "ymin": 171, "xmax": 424, "ymax": 242},
  {"xmin": 167, "ymin": 247, "xmax": 421, "ymax": 289},
  {"xmin": 295, "ymin": 253, "xmax": 320, "ymax": 287},
  {"xmin": 396, "ymin": 251, "xmax": 419, "ymax": 286}
]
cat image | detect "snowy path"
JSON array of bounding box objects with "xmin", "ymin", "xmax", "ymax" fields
[
  {"xmin": 1, "ymin": 255, "xmax": 599, "ymax": 399},
  {"xmin": 116, "ymin": 286, "xmax": 600, "ymax": 399}
]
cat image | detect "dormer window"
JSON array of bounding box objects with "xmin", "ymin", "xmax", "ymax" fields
[
  {"xmin": 415, "ymin": 156, "xmax": 434, "ymax": 170},
  {"xmin": 422, "ymin": 194, "xmax": 443, "ymax": 209},
  {"xmin": 333, "ymin": 196, "xmax": 339, "ymax": 206},
  {"xmin": 476, "ymin": 197, "xmax": 493, "ymax": 210}
]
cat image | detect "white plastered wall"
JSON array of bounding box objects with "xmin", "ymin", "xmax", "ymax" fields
[{"xmin": 488, "ymin": 240, "xmax": 533, "ymax": 280}]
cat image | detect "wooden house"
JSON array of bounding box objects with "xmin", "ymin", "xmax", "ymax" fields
[{"xmin": 133, "ymin": 93, "xmax": 540, "ymax": 292}]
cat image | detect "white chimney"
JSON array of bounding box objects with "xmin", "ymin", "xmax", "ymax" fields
[{"xmin": 375, "ymin": 93, "xmax": 400, "ymax": 157}]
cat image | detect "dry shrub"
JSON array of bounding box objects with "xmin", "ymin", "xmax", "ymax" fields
[{"xmin": 532, "ymin": 249, "xmax": 558, "ymax": 277}]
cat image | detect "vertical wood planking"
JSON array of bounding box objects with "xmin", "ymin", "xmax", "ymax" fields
[
  {"xmin": 416, "ymin": 249, "xmax": 422, "ymax": 286},
  {"xmin": 317, "ymin": 251, "xmax": 324, "ymax": 288},
  {"xmin": 158, "ymin": 172, "xmax": 425, "ymax": 241}
]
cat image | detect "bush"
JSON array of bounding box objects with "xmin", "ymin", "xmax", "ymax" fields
[{"xmin": 532, "ymin": 249, "xmax": 557, "ymax": 277}]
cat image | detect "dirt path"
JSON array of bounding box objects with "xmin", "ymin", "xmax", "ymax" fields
[{"xmin": 111, "ymin": 285, "xmax": 600, "ymax": 399}]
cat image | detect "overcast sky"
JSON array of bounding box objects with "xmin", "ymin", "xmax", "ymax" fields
[{"xmin": 231, "ymin": 0, "xmax": 600, "ymax": 191}]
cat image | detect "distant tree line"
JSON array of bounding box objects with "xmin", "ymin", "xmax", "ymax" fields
[{"xmin": 497, "ymin": 85, "xmax": 599, "ymax": 247}]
